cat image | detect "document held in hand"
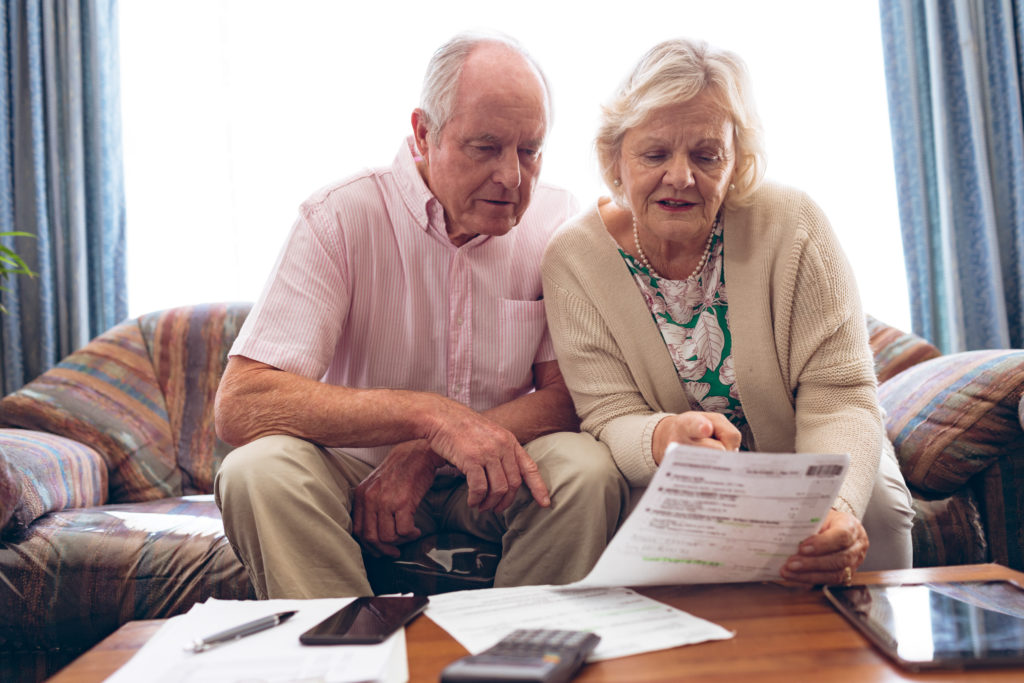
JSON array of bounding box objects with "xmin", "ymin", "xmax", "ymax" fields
[{"xmin": 576, "ymin": 443, "xmax": 850, "ymax": 587}]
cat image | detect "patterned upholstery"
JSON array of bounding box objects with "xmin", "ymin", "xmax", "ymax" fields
[
  {"xmin": 907, "ymin": 493, "xmax": 989, "ymax": 567},
  {"xmin": 866, "ymin": 314, "xmax": 942, "ymax": 383},
  {"xmin": 880, "ymin": 350, "xmax": 1024, "ymax": 494},
  {"xmin": 0, "ymin": 430, "xmax": 107, "ymax": 535},
  {"xmin": 0, "ymin": 319, "xmax": 180, "ymax": 503},
  {"xmin": 136, "ymin": 305, "xmax": 248, "ymax": 494},
  {"xmin": 870, "ymin": 318, "xmax": 1024, "ymax": 570},
  {"xmin": 0, "ymin": 496, "xmax": 253, "ymax": 654},
  {"xmin": 0, "ymin": 304, "xmax": 254, "ymax": 681}
]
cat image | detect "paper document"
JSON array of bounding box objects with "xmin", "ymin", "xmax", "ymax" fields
[
  {"xmin": 425, "ymin": 584, "xmax": 732, "ymax": 661},
  {"xmin": 104, "ymin": 598, "xmax": 408, "ymax": 683},
  {"xmin": 577, "ymin": 443, "xmax": 849, "ymax": 587}
]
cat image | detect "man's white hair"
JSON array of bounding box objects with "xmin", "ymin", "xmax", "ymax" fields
[{"xmin": 418, "ymin": 31, "xmax": 552, "ymax": 144}]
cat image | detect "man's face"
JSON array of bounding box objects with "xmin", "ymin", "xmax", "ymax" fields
[{"xmin": 414, "ymin": 46, "xmax": 548, "ymax": 246}]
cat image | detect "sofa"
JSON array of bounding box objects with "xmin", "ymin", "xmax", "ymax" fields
[{"xmin": 1, "ymin": 303, "xmax": 1022, "ymax": 680}]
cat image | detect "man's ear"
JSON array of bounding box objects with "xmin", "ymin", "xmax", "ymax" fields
[{"xmin": 411, "ymin": 109, "xmax": 431, "ymax": 159}]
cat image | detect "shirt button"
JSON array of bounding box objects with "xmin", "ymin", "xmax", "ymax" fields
[{"xmin": 456, "ymin": 316, "xmax": 464, "ymax": 326}]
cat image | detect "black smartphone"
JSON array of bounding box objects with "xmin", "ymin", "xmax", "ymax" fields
[{"xmin": 299, "ymin": 595, "xmax": 429, "ymax": 645}]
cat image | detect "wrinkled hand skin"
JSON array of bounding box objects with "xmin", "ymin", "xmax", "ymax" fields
[
  {"xmin": 352, "ymin": 440, "xmax": 442, "ymax": 558},
  {"xmin": 423, "ymin": 399, "xmax": 550, "ymax": 511},
  {"xmin": 653, "ymin": 411, "xmax": 742, "ymax": 464},
  {"xmin": 779, "ymin": 508, "xmax": 870, "ymax": 586}
]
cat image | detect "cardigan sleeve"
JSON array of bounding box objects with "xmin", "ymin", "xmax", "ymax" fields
[
  {"xmin": 541, "ymin": 228, "xmax": 668, "ymax": 487},
  {"xmin": 784, "ymin": 198, "xmax": 882, "ymax": 518}
]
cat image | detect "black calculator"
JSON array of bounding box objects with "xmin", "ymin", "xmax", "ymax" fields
[{"xmin": 440, "ymin": 628, "xmax": 601, "ymax": 683}]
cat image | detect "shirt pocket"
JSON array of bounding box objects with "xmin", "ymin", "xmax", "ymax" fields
[{"xmin": 494, "ymin": 298, "xmax": 548, "ymax": 395}]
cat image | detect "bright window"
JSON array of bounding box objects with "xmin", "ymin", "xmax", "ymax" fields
[{"xmin": 120, "ymin": 0, "xmax": 909, "ymax": 330}]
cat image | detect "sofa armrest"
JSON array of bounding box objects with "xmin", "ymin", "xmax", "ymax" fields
[
  {"xmin": 0, "ymin": 428, "xmax": 107, "ymax": 536},
  {"xmin": 879, "ymin": 349, "xmax": 1024, "ymax": 494}
]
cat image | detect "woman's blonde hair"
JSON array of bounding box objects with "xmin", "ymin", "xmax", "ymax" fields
[{"xmin": 596, "ymin": 38, "xmax": 766, "ymax": 208}]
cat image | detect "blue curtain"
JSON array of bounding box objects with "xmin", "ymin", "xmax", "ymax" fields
[
  {"xmin": 0, "ymin": 0, "xmax": 126, "ymax": 394},
  {"xmin": 880, "ymin": 0, "xmax": 1024, "ymax": 352}
]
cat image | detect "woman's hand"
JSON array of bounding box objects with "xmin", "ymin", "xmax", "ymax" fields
[
  {"xmin": 652, "ymin": 411, "xmax": 741, "ymax": 464},
  {"xmin": 779, "ymin": 508, "xmax": 869, "ymax": 585}
]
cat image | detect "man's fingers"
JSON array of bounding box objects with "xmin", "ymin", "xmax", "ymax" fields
[
  {"xmin": 464, "ymin": 466, "xmax": 488, "ymax": 508},
  {"xmin": 395, "ymin": 509, "xmax": 419, "ymax": 538},
  {"xmin": 516, "ymin": 450, "xmax": 550, "ymax": 507},
  {"xmin": 478, "ymin": 461, "xmax": 510, "ymax": 511},
  {"xmin": 351, "ymin": 495, "xmax": 364, "ymax": 537}
]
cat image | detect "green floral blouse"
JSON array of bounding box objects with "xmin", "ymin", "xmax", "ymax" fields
[{"xmin": 620, "ymin": 220, "xmax": 751, "ymax": 440}]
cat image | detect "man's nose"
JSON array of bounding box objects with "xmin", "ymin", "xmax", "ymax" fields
[{"xmin": 492, "ymin": 151, "xmax": 521, "ymax": 189}]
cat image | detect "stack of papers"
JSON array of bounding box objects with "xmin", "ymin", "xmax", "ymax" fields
[
  {"xmin": 425, "ymin": 584, "xmax": 733, "ymax": 661},
  {"xmin": 106, "ymin": 598, "xmax": 407, "ymax": 683}
]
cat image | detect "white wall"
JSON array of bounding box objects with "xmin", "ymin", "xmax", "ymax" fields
[{"xmin": 120, "ymin": 0, "xmax": 910, "ymax": 329}]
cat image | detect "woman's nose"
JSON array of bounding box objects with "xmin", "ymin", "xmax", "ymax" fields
[{"xmin": 663, "ymin": 156, "xmax": 694, "ymax": 188}]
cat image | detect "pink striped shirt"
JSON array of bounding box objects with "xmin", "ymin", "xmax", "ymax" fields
[{"xmin": 231, "ymin": 137, "xmax": 579, "ymax": 466}]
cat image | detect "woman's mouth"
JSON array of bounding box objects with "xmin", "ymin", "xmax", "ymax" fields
[{"xmin": 658, "ymin": 199, "xmax": 695, "ymax": 209}]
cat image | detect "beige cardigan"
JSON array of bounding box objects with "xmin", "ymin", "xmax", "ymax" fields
[{"xmin": 541, "ymin": 182, "xmax": 882, "ymax": 518}]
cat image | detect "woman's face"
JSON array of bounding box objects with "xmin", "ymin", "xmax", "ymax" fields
[{"xmin": 618, "ymin": 91, "xmax": 736, "ymax": 245}]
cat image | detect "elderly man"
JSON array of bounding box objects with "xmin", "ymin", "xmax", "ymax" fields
[{"xmin": 213, "ymin": 32, "xmax": 628, "ymax": 599}]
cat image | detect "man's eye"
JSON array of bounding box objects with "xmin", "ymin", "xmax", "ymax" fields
[
  {"xmin": 519, "ymin": 148, "xmax": 538, "ymax": 159},
  {"xmin": 643, "ymin": 153, "xmax": 667, "ymax": 162}
]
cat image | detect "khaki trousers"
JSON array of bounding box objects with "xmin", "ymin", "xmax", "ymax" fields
[
  {"xmin": 859, "ymin": 444, "xmax": 916, "ymax": 570},
  {"xmin": 215, "ymin": 431, "xmax": 629, "ymax": 599}
]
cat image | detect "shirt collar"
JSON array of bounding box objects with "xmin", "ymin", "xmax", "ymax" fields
[{"xmin": 393, "ymin": 136, "xmax": 445, "ymax": 234}]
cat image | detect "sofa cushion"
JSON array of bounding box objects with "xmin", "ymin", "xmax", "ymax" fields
[
  {"xmin": 0, "ymin": 495, "xmax": 253, "ymax": 652},
  {"xmin": 880, "ymin": 349, "xmax": 1024, "ymax": 494},
  {"xmin": 0, "ymin": 452, "xmax": 19, "ymax": 533},
  {"xmin": 0, "ymin": 429, "xmax": 107, "ymax": 535},
  {"xmin": 909, "ymin": 491, "xmax": 989, "ymax": 567},
  {"xmin": 137, "ymin": 303, "xmax": 251, "ymax": 494},
  {"xmin": 0, "ymin": 319, "xmax": 181, "ymax": 502},
  {"xmin": 866, "ymin": 315, "xmax": 942, "ymax": 383}
]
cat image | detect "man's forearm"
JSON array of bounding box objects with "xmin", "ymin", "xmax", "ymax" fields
[
  {"xmin": 481, "ymin": 385, "xmax": 579, "ymax": 445},
  {"xmin": 215, "ymin": 356, "xmax": 579, "ymax": 452},
  {"xmin": 480, "ymin": 360, "xmax": 580, "ymax": 444},
  {"xmin": 215, "ymin": 355, "xmax": 443, "ymax": 448}
]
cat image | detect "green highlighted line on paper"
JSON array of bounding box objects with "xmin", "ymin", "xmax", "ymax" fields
[{"xmin": 642, "ymin": 557, "xmax": 723, "ymax": 566}]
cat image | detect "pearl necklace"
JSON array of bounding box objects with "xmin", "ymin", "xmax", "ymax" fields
[{"xmin": 632, "ymin": 214, "xmax": 719, "ymax": 281}]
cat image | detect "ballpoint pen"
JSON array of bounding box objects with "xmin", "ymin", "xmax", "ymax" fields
[{"xmin": 186, "ymin": 610, "xmax": 298, "ymax": 653}]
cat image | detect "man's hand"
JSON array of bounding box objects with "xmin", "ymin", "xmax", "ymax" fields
[
  {"xmin": 424, "ymin": 399, "xmax": 550, "ymax": 512},
  {"xmin": 779, "ymin": 508, "xmax": 870, "ymax": 586},
  {"xmin": 652, "ymin": 411, "xmax": 742, "ymax": 464},
  {"xmin": 352, "ymin": 440, "xmax": 443, "ymax": 558}
]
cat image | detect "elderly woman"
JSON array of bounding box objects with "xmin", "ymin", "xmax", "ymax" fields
[{"xmin": 542, "ymin": 38, "xmax": 915, "ymax": 585}]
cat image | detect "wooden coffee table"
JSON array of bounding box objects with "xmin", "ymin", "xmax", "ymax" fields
[{"xmin": 48, "ymin": 563, "xmax": 1024, "ymax": 682}]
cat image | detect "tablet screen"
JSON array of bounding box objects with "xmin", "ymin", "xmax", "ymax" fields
[{"xmin": 824, "ymin": 580, "xmax": 1024, "ymax": 671}]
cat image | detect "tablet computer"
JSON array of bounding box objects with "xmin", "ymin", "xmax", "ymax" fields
[{"xmin": 824, "ymin": 579, "xmax": 1024, "ymax": 671}]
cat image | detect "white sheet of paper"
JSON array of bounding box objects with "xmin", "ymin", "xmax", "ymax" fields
[
  {"xmin": 104, "ymin": 598, "xmax": 408, "ymax": 683},
  {"xmin": 576, "ymin": 444, "xmax": 850, "ymax": 587},
  {"xmin": 425, "ymin": 584, "xmax": 733, "ymax": 661}
]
